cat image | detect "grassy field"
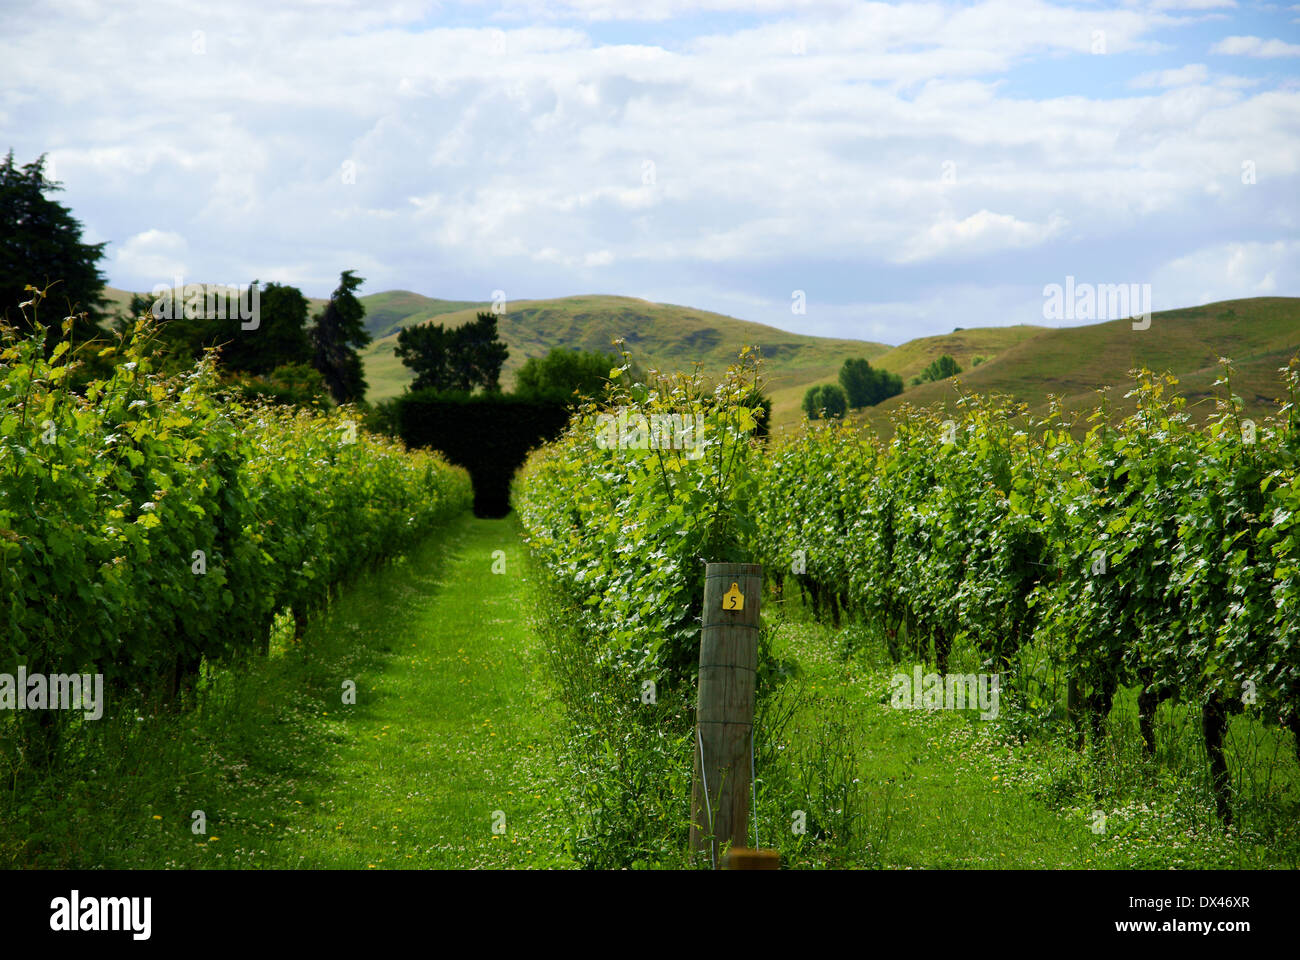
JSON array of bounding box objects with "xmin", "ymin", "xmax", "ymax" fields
[
  {"xmin": 334, "ymin": 292, "xmax": 1300, "ymax": 430},
  {"xmin": 0, "ymin": 515, "xmax": 572, "ymax": 869},
  {"xmin": 4, "ymin": 513, "xmax": 1294, "ymax": 869},
  {"xmin": 762, "ymin": 594, "xmax": 1299, "ymax": 869},
  {"xmin": 102, "ymin": 285, "xmax": 895, "ymax": 418},
  {"xmin": 102, "ymin": 285, "xmax": 1300, "ymax": 434},
  {"xmin": 356, "ymin": 293, "xmax": 892, "ymax": 407},
  {"xmin": 766, "ymin": 323, "xmax": 1048, "ymax": 426}
]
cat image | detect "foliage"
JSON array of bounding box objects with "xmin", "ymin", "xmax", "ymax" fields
[
  {"xmin": 513, "ymin": 347, "xmax": 769, "ymax": 866},
  {"xmin": 396, "ymin": 390, "xmax": 570, "ymax": 517},
  {"xmin": 514, "ymin": 347, "xmax": 621, "ymax": 403},
  {"xmin": 310, "ymin": 270, "xmax": 371, "ymax": 403},
  {"xmin": 226, "ymin": 362, "xmax": 333, "ymax": 407},
  {"xmin": 513, "ymin": 346, "xmax": 766, "ymax": 681},
  {"xmin": 754, "ymin": 362, "xmax": 1300, "ymax": 821},
  {"xmin": 743, "ymin": 387, "xmax": 773, "ymax": 439},
  {"xmin": 802, "ymin": 383, "xmax": 848, "ymax": 420},
  {"xmin": 913, "ymin": 353, "xmax": 962, "ymax": 385},
  {"xmin": 839, "ymin": 357, "xmax": 903, "ymax": 409},
  {"xmin": 395, "ymin": 312, "xmax": 508, "ymax": 394},
  {"xmin": 0, "ymin": 295, "xmax": 472, "ymax": 761},
  {"xmin": 0, "ymin": 151, "xmax": 108, "ymax": 346},
  {"xmin": 122, "ymin": 281, "xmax": 312, "ymax": 380}
]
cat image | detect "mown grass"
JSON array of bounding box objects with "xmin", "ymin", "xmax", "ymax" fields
[
  {"xmin": 760, "ymin": 592, "xmax": 1300, "ymax": 869},
  {"xmin": 0, "ymin": 514, "xmax": 572, "ymax": 869}
]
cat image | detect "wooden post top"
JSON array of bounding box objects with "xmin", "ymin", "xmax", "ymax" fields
[
  {"xmin": 722, "ymin": 848, "xmax": 781, "ymax": 870},
  {"xmin": 704, "ymin": 563, "xmax": 764, "ymax": 577}
]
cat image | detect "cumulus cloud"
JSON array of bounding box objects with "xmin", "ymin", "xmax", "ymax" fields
[
  {"xmin": 114, "ymin": 230, "xmax": 190, "ymax": 281},
  {"xmin": 0, "ymin": 0, "xmax": 1295, "ymax": 342},
  {"xmin": 1210, "ymin": 35, "xmax": 1300, "ymax": 57},
  {"xmin": 1150, "ymin": 240, "xmax": 1300, "ymax": 308},
  {"xmin": 895, "ymin": 210, "xmax": 1068, "ymax": 263}
]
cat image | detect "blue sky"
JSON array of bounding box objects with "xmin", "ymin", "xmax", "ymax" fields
[{"xmin": 2, "ymin": 0, "xmax": 1297, "ymax": 344}]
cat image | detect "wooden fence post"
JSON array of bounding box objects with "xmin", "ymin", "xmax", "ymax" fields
[{"xmin": 691, "ymin": 562, "xmax": 762, "ymax": 868}]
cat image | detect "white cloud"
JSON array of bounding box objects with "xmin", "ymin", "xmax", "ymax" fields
[
  {"xmin": 895, "ymin": 210, "xmax": 1068, "ymax": 263},
  {"xmin": 1149, "ymin": 0, "xmax": 1235, "ymax": 9},
  {"xmin": 1151, "ymin": 240, "xmax": 1300, "ymax": 309},
  {"xmin": 0, "ymin": 0, "xmax": 1294, "ymax": 344},
  {"xmin": 114, "ymin": 230, "xmax": 190, "ymax": 282},
  {"xmin": 1210, "ymin": 35, "xmax": 1300, "ymax": 57}
]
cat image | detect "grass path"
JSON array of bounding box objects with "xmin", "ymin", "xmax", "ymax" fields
[
  {"xmin": 274, "ymin": 513, "xmax": 571, "ymax": 868},
  {"xmin": 8, "ymin": 514, "xmax": 1292, "ymax": 869},
  {"xmin": 2, "ymin": 514, "xmax": 572, "ymax": 869}
]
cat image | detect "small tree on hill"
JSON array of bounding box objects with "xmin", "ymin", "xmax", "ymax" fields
[
  {"xmin": 839, "ymin": 358, "xmax": 874, "ymax": 408},
  {"xmin": 515, "ymin": 347, "xmax": 617, "ymax": 401},
  {"xmin": 803, "ymin": 384, "xmax": 823, "ymax": 420},
  {"xmin": 818, "ymin": 383, "xmax": 848, "ymax": 418},
  {"xmin": 839, "ymin": 356, "xmax": 903, "ymax": 408},
  {"xmin": 918, "ymin": 353, "xmax": 962, "ymax": 383},
  {"xmin": 803, "ymin": 383, "xmax": 847, "ymax": 419},
  {"xmin": 395, "ymin": 311, "xmax": 509, "ymax": 394}
]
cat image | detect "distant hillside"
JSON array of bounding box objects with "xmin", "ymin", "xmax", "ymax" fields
[
  {"xmin": 357, "ymin": 293, "xmax": 893, "ymax": 415},
  {"xmin": 767, "ymin": 323, "xmax": 1047, "ymax": 426},
  {"xmin": 101, "ymin": 287, "xmax": 1298, "ymax": 434},
  {"xmin": 843, "ymin": 297, "xmax": 1300, "ymax": 437},
  {"xmin": 356, "ymin": 290, "xmax": 482, "ymax": 340}
]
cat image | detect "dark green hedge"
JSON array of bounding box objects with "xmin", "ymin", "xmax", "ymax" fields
[{"xmin": 396, "ymin": 390, "xmax": 572, "ymax": 516}]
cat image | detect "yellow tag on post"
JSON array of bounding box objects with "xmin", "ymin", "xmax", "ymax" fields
[{"xmin": 722, "ymin": 582, "xmax": 744, "ymax": 611}]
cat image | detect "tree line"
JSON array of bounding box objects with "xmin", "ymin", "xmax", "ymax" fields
[
  {"xmin": 803, "ymin": 356, "xmax": 905, "ymax": 420},
  {"xmin": 4, "ymin": 145, "xmax": 772, "ymax": 425},
  {"xmin": 1, "ymin": 150, "xmax": 371, "ymax": 407}
]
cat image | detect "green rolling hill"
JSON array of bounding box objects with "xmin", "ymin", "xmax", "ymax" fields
[
  {"xmin": 354, "ymin": 293, "xmax": 894, "ymax": 420},
  {"xmin": 102, "ymin": 286, "xmax": 1299, "ymax": 433},
  {"xmin": 844, "ymin": 297, "xmax": 1300, "ymax": 437},
  {"xmin": 767, "ymin": 323, "xmax": 1048, "ymax": 427}
]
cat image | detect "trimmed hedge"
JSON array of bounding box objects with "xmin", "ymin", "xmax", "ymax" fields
[{"xmin": 396, "ymin": 390, "xmax": 570, "ymax": 516}]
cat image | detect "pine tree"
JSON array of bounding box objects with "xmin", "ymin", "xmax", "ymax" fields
[
  {"xmin": 0, "ymin": 150, "xmax": 109, "ymax": 345},
  {"xmin": 310, "ymin": 270, "xmax": 370, "ymax": 403}
]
